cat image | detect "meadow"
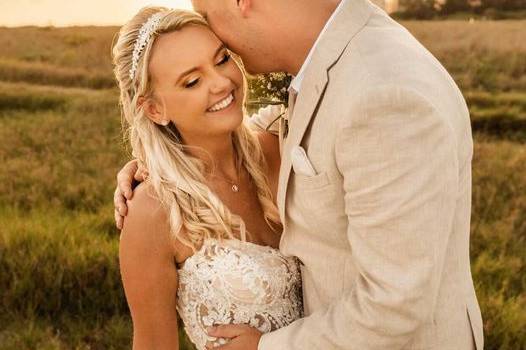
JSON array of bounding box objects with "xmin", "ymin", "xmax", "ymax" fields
[{"xmin": 0, "ymin": 20, "xmax": 525, "ymax": 349}]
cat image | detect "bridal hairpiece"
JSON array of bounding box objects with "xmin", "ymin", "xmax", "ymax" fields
[{"xmin": 129, "ymin": 12, "xmax": 164, "ymax": 81}]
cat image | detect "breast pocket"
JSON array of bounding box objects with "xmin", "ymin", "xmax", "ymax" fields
[
  {"xmin": 294, "ymin": 171, "xmax": 331, "ymax": 190},
  {"xmin": 292, "ymin": 170, "xmax": 342, "ymax": 235}
]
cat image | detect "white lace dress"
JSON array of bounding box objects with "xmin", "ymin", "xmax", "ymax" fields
[{"xmin": 176, "ymin": 238, "xmax": 303, "ymax": 350}]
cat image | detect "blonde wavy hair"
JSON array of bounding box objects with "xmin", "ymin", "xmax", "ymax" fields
[{"xmin": 112, "ymin": 7, "xmax": 280, "ymax": 251}]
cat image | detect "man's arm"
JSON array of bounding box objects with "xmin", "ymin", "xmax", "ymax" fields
[{"xmin": 255, "ymin": 86, "xmax": 459, "ymax": 349}]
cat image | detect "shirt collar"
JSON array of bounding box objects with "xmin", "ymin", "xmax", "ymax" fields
[{"xmin": 289, "ymin": 0, "xmax": 347, "ymax": 94}]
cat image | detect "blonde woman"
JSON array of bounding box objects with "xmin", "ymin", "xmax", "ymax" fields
[{"xmin": 112, "ymin": 7, "xmax": 302, "ymax": 350}]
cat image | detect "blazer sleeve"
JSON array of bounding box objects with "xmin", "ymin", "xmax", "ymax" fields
[
  {"xmin": 259, "ymin": 86, "xmax": 459, "ymax": 349},
  {"xmin": 245, "ymin": 104, "xmax": 284, "ymax": 136}
]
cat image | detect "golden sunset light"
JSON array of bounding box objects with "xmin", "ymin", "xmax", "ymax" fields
[
  {"xmin": 0, "ymin": 0, "xmax": 192, "ymax": 27},
  {"xmin": 0, "ymin": 0, "xmax": 399, "ymax": 27}
]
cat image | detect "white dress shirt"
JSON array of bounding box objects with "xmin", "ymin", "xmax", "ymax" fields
[{"xmin": 289, "ymin": 0, "xmax": 347, "ymax": 94}]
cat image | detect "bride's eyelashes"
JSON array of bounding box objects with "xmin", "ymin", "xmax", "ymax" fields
[
  {"xmin": 183, "ymin": 52, "xmax": 232, "ymax": 89},
  {"xmin": 185, "ymin": 78, "xmax": 199, "ymax": 89},
  {"xmin": 217, "ymin": 52, "xmax": 231, "ymax": 65}
]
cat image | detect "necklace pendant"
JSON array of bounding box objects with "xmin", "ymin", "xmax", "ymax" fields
[{"xmin": 231, "ymin": 184, "xmax": 239, "ymax": 193}]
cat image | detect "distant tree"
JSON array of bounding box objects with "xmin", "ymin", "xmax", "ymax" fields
[
  {"xmin": 247, "ymin": 72, "xmax": 291, "ymax": 110},
  {"xmin": 397, "ymin": 0, "xmax": 438, "ymax": 19},
  {"xmin": 395, "ymin": 0, "xmax": 526, "ymax": 18},
  {"xmin": 439, "ymin": 0, "xmax": 471, "ymax": 15},
  {"xmin": 482, "ymin": 0, "xmax": 526, "ymax": 10}
]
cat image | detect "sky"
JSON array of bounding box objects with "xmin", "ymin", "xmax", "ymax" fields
[{"xmin": 0, "ymin": 0, "xmax": 193, "ymax": 27}]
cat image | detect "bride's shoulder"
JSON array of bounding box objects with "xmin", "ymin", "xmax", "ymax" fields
[
  {"xmin": 126, "ymin": 182, "xmax": 165, "ymax": 222},
  {"xmin": 120, "ymin": 182, "xmax": 172, "ymax": 252}
]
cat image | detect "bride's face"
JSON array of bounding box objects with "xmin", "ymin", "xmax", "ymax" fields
[{"xmin": 146, "ymin": 25, "xmax": 244, "ymax": 142}]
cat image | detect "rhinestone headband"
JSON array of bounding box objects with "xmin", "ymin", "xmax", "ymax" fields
[{"xmin": 129, "ymin": 12, "xmax": 164, "ymax": 81}]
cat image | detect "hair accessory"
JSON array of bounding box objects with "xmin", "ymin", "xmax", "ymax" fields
[{"xmin": 129, "ymin": 12, "xmax": 164, "ymax": 81}]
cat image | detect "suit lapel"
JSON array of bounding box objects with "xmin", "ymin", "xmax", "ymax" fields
[{"xmin": 277, "ymin": 0, "xmax": 374, "ymax": 221}]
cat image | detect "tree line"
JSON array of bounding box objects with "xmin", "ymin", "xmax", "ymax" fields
[{"xmin": 394, "ymin": 0, "xmax": 526, "ymax": 19}]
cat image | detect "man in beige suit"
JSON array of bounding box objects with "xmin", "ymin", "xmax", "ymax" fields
[{"xmin": 114, "ymin": 0, "xmax": 483, "ymax": 349}]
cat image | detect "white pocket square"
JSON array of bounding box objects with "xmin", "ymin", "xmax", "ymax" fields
[{"xmin": 291, "ymin": 146, "xmax": 316, "ymax": 176}]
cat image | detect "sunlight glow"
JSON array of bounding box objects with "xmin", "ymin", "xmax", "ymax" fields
[{"xmin": 0, "ymin": 0, "xmax": 193, "ymax": 27}]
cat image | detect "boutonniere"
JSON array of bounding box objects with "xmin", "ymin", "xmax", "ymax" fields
[{"xmin": 266, "ymin": 107, "xmax": 287, "ymax": 132}]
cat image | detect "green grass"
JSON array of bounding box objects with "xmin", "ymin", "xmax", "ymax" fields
[
  {"xmin": 471, "ymin": 140, "xmax": 526, "ymax": 349},
  {"xmin": 467, "ymin": 91, "xmax": 526, "ymax": 142},
  {"xmin": 0, "ymin": 21, "xmax": 525, "ymax": 349}
]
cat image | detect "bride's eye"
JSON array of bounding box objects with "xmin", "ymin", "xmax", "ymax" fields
[
  {"xmin": 185, "ymin": 78, "xmax": 199, "ymax": 89},
  {"xmin": 217, "ymin": 52, "xmax": 231, "ymax": 66}
]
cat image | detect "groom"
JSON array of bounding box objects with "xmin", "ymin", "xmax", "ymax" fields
[{"xmin": 114, "ymin": 0, "xmax": 484, "ymax": 349}]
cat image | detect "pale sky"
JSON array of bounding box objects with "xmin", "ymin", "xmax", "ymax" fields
[{"xmin": 0, "ymin": 0, "xmax": 193, "ymax": 27}]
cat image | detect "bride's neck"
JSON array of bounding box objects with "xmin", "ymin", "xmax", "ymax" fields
[{"xmin": 185, "ymin": 133, "xmax": 239, "ymax": 179}]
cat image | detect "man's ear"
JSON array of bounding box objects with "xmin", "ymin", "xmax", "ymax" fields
[
  {"xmin": 137, "ymin": 96, "xmax": 168, "ymax": 126},
  {"xmin": 237, "ymin": 0, "xmax": 252, "ymax": 17}
]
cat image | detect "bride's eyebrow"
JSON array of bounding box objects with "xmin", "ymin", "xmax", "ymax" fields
[{"xmin": 175, "ymin": 44, "xmax": 227, "ymax": 83}]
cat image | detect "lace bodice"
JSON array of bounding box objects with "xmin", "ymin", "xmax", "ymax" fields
[{"xmin": 176, "ymin": 238, "xmax": 303, "ymax": 350}]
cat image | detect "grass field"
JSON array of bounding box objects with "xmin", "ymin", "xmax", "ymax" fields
[{"xmin": 1, "ymin": 20, "xmax": 525, "ymax": 349}]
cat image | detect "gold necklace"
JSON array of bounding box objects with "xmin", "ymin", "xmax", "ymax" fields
[
  {"xmin": 212, "ymin": 175, "xmax": 239, "ymax": 193},
  {"xmin": 211, "ymin": 156, "xmax": 242, "ymax": 193},
  {"xmin": 212, "ymin": 165, "xmax": 240, "ymax": 193}
]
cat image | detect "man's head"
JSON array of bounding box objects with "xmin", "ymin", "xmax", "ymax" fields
[
  {"xmin": 191, "ymin": 0, "xmax": 341, "ymax": 76},
  {"xmin": 191, "ymin": 0, "xmax": 287, "ymax": 74}
]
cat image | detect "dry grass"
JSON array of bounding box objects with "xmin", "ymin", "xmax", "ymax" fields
[{"xmin": 402, "ymin": 20, "xmax": 526, "ymax": 54}]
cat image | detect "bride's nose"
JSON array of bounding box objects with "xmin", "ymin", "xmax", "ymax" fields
[{"xmin": 209, "ymin": 70, "xmax": 232, "ymax": 94}]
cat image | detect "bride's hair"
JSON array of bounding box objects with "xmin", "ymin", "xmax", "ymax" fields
[{"xmin": 112, "ymin": 7, "xmax": 280, "ymax": 251}]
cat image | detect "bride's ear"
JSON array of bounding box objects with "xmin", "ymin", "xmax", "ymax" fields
[{"xmin": 137, "ymin": 96, "xmax": 169, "ymax": 126}]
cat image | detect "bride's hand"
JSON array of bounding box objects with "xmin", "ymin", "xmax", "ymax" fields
[
  {"xmin": 114, "ymin": 159, "xmax": 149, "ymax": 229},
  {"xmin": 205, "ymin": 324, "xmax": 262, "ymax": 350}
]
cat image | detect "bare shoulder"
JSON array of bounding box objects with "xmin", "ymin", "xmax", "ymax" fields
[{"xmin": 120, "ymin": 182, "xmax": 172, "ymax": 256}]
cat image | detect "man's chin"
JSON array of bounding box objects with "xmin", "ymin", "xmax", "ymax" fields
[{"xmin": 243, "ymin": 60, "xmax": 276, "ymax": 76}]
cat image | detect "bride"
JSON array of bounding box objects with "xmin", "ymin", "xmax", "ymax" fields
[{"xmin": 112, "ymin": 7, "xmax": 302, "ymax": 350}]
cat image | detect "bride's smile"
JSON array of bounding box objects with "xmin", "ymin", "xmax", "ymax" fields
[{"xmin": 206, "ymin": 91, "xmax": 236, "ymax": 114}]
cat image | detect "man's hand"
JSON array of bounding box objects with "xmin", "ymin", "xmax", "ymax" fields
[
  {"xmin": 205, "ymin": 324, "xmax": 262, "ymax": 350},
  {"xmin": 114, "ymin": 159, "xmax": 148, "ymax": 229}
]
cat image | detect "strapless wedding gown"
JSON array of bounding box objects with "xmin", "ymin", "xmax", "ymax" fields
[{"xmin": 176, "ymin": 238, "xmax": 303, "ymax": 350}]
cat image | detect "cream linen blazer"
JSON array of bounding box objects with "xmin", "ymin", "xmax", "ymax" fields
[{"xmin": 251, "ymin": 0, "xmax": 484, "ymax": 349}]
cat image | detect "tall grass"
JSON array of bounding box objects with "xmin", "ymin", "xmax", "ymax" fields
[
  {"xmin": 403, "ymin": 20, "xmax": 526, "ymax": 92},
  {"xmin": 470, "ymin": 140, "xmax": 526, "ymax": 349}
]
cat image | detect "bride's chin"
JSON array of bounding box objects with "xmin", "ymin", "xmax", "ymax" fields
[{"xmin": 209, "ymin": 113, "xmax": 244, "ymax": 134}]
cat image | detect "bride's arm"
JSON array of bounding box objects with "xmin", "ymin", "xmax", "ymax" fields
[{"xmin": 119, "ymin": 183, "xmax": 180, "ymax": 350}]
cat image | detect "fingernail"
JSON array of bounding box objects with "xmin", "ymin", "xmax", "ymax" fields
[{"xmin": 207, "ymin": 326, "xmax": 216, "ymax": 334}]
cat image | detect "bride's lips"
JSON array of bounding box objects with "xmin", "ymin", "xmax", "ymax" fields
[{"xmin": 206, "ymin": 90, "xmax": 237, "ymax": 115}]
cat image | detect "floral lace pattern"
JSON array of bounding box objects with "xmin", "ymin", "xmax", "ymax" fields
[{"xmin": 176, "ymin": 238, "xmax": 303, "ymax": 350}]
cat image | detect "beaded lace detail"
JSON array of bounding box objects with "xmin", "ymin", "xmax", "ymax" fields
[{"xmin": 176, "ymin": 238, "xmax": 303, "ymax": 350}]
